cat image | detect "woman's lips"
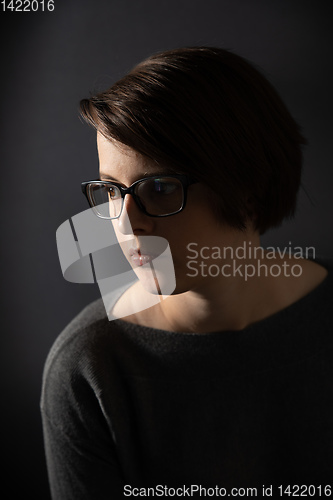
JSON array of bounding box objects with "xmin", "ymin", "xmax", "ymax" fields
[{"xmin": 129, "ymin": 249, "xmax": 155, "ymax": 267}]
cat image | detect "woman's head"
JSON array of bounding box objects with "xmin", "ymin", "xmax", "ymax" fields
[{"xmin": 80, "ymin": 46, "xmax": 307, "ymax": 234}]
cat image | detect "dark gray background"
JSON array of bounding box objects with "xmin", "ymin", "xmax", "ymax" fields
[{"xmin": 1, "ymin": 0, "xmax": 332, "ymax": 496}]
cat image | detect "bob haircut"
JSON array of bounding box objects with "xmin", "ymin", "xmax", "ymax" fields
[{"xmin": 80, "ymin": 46, "xmax": 307, "ymax": 234}]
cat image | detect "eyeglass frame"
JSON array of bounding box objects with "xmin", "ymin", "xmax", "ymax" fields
[{"xmin": 81, "ymin": 174, "xmax": 198, "ymax": 219}]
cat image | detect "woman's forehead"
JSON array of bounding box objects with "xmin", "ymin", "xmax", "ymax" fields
[{"xmin": 97, "ymin": 133, "xmax": 166, "ymax": 182}]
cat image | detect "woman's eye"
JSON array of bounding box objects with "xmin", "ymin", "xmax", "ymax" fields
[{"xmin": 108, "ymin": 186, "xmax": 118, "ymax": 198}]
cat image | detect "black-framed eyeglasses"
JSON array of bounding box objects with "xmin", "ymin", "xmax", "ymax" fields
[{"xmin": 81, "ymin": 174, "xmax": 197, "ymax": 219}]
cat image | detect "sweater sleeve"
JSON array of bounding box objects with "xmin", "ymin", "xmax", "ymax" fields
[{"xmin": 41, "ymin": 323, "xmax": 125, "ymax": 499}]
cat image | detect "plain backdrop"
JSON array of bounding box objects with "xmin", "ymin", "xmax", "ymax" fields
[{"xmin": 1, "ymin": 0, "xmax": 332, "ymax": 496}]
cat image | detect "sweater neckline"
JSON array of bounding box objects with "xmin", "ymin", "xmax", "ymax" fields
[{"xmin": 108, "ymin": 258, "xmax": 332, "ymax": 338}]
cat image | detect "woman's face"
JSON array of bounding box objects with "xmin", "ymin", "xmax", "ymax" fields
[{"xmin": 97, "ymin": 132, "xmax": 252, "ymax": 296}]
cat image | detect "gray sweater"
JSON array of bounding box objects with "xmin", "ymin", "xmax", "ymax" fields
[{"xmin": 41, "ymin": 260, "xmax": 333, "ymax": 499}]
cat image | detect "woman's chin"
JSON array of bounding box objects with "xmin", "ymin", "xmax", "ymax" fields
[{"xmin": 132, "ymin": 262, "xmax": 176, "ymax": 296}]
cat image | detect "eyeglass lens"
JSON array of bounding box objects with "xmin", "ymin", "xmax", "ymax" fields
[{"xmin": 88, "ymin": 177, "xmax": 184, "ymax": 218}]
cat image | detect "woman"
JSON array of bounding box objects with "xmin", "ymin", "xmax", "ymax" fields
[{"xmin": 41, "ymin": 47, "xmax": 332, "ymax": 498}]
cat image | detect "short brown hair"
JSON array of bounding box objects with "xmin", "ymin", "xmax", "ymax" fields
[{"xmin": 80, "ymin": 46, "xmax": 307, "ymax": 234}]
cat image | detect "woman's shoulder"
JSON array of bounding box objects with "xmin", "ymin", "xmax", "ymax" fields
[
  {"xmin": 44, "ymin": 298, "xmax": 108, "ymax": 369},
  {"xmin": 41, "ymin": 295, "xmax": 155, "ymax": 431},
  {"xmin": 43, "ymin": 280, "xmax": 135, "ymax": 374},
  {"xmin": 41, "ymin": 297, "xmax": 128, "ymax": 414}
]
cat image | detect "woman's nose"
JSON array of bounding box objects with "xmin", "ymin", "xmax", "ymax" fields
[{"xmin": 116, "ymin": 194, "xmax": 154, "ymax": 235}]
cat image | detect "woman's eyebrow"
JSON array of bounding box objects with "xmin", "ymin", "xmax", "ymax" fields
[
  {"xmin": 99, "ymin": 172, "xmax": 119, "ymax": 181},
  {"xmin": 99, "ymin": 171, "xmax": 174, "ymax": 181}
]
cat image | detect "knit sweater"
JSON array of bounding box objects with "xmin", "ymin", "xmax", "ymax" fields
[{"xmin": 41, "ymin": 260, "xmax": 333, "ymax": 499}]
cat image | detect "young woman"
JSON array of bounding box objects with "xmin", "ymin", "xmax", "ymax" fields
[{"xmin": 41, "ymin": 47, "xmax": 332, "ymax": 498}]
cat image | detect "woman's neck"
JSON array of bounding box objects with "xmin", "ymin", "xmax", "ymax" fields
[{"xmin": 124, "ymin": 254, "xmax": 328, "ymax": 334}]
